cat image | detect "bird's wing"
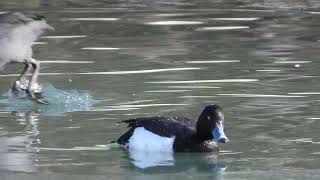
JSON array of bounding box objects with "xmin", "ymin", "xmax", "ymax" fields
[
  {"xmin": 120, "ymin": 116, "xmax": 194, "ymax": 138},
  {"xmin": 172, "ymin": 116, "xmax": 196, "ymax": 127}
]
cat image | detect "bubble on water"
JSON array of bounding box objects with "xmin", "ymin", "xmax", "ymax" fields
[{"xmin": 0, "ymin": 83, "xmax": 98, "ymax": 116}]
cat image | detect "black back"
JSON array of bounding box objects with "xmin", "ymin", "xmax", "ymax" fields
[{"xmin": 117, "ymin": 116, "xmax": 219, "ymax": 152}]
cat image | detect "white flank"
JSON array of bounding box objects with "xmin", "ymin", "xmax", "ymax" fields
[{"xmin": 128, "ymin": 127, "xmax": 175, "ymax": 152}]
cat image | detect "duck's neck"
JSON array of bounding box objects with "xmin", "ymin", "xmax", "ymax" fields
[{"xmin": 196, "ymin": 122, "xmax": 213, "ymax": 141}]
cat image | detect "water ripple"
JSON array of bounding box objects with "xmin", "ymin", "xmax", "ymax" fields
[
  {"xmin": 0, "ymin": 67, "xmax": 202, "ymax": 77},
  {"xmin": 256, "ymin": 69, "xmax": 282, "ymax": 72},
  {"xmin": 117, "ymin": 99, "xmax": 156, "ymax": 105},
  {"xmin": 186, "ymin": 60, "xmax": 240, "ymax": 64},
  {"xmin": 32, "ymin": 42, "xmax": 48, "ymax": 45},
  {"xmin": 288, "ymin": 92, "xmax": 320, "ymax": 95},
  {"xmin": 144, "ymin": 90, "xmax": 191, "ymax": 93},
  {"xmin": 274, "ymin": 61, "xmax": 311, "ymax": 64},
  {"xmin": 41, "ymin": 35, "xmax": 87, "ymax": 39},
  {"xmin": 146, "ymin": 21, "xmax": 203, "ymax": 25},
  {"xmin": 146, "ymin": 79, "xmax": 258, "ymax": 84},
  {"xmin": 168, "ymin": 86, "xmax": 221, "ymax": 89},
  {"xmin": 197, "ymin": 26, "xmax": 250, "ymax": 31},
  {"xmin": 217, "ymin": 94, "xmax": 306, "ymax": 98},
  {"xmin": 41, "ymin": 60, "xmax": 95, "ymax": 64},
  {"xmin": 210, "ymin": 18, "xmax": 260, "ymax": 21},
  {"xmin": 109, "ymin": 103, "xmax": 189, "ymax": 108},
  {"xmin": 39, "ymin": 145, "xmax": 110, "ymax": 151},
  {"xmin": 63, "ymin": 18, "xmax": 119, "ymax": 21},
  {"xmin": 180, "ymin": 96, "xmax": 216, "ymax": 98},
  {"xmin": 74, "ymin": 67, "xmax": 202, "ymax": 75},
  {"xmin": 153, "ymin": 13, "xmax": 195, "ymax": 17},
  {"xmin": 81, "ymin": 47, "xmax": 120, "ymax": 50}
]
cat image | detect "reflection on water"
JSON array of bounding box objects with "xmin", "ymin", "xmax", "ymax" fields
[
  {"xmin": 129, "ymin": 150, "xmax": 175, "ymax": 169},
  {"xmin": 0, "ymin": 112, "xmax": 39, "ymax": 173},
  {"xmin": 1, "ymin": 0, "xmax": 320, "ymax": 179},
  {"xmin": 128, "ymin": 149, "xmax": 226, "ymax": 180}
]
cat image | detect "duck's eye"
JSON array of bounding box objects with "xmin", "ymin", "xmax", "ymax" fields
[{"xmin": 207, "ymin": 116, "xmax": 211, "ymax": 120}]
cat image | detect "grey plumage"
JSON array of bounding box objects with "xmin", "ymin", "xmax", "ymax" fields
[
  {"xmin": 0, "ymin": 12, "xmax": 45, "ymax": 24},
  {"xmin": 0, "ymin": 12, "xmax": 53, "ymax": 65},
  {"xmin": 0, "ymin": 12, "xmax": 54, "ymax": 102}
]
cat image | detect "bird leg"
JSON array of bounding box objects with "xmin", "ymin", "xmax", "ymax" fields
[
  {"xmin": 12, "ymin": 62, "xmax": 31, "ymax": 92},
  {"xmin": 28, "ymin": 58, "xmax": 42, "ymax": 96},
  {"xmin": 27, "ymin": 58, "xmax": 49, "ymax": 104}
]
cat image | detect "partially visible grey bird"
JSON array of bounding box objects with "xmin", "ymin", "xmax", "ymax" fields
[{"xmin": 0, "ymin": 12, "xmax": 54, "ymax": 102}]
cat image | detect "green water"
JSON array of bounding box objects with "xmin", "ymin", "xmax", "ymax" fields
[{"xmin": 1, "ymin": 1, "xmax": 320, "ymax": 179}]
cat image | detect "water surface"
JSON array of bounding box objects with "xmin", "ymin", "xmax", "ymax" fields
[{"xmin": 1, "ymin": 0, "xmax": 320, "ymax": 179}]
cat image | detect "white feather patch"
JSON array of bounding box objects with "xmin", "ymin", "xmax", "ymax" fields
[{"xmin": 128, "ymin": 127, "xmax": 175, "ymax": 152}]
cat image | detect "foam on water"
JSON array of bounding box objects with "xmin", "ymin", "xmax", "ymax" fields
[{"xmin": 0, "ymin": 83, "xmax": 97, "ymax": 116}]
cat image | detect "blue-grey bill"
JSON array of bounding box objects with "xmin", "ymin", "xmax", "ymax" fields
[{"xmin": 212, "ymin": 123, "xmax": 229, "ymax": 143}]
